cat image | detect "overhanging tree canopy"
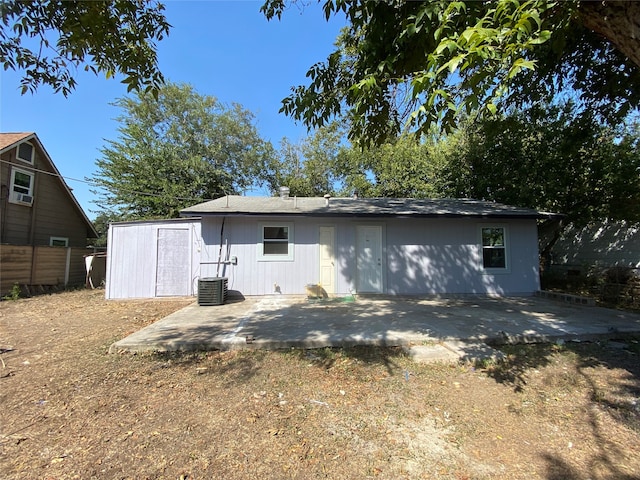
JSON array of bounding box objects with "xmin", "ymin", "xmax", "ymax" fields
[
  {"xmin": 1, "ymin": 0, "xmax": 169, "ymax": 95},
  {"xmin": 262, "ymin": 0, "xmax": 640, "ymax": 145}
]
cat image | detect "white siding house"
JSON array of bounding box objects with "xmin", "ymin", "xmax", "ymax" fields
[{"xmin": 105, "ymin": 196, "xmax": 558, "ymax": 299}]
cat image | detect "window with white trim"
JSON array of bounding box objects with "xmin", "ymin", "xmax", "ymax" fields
[
  {"xmin": 258, "ymin": 223, "xmax": 294, "ymax": 261},
  {"xmin": 481, "ymin": 226, "xmax": 508, "ymax": 270},
  {"xmin": 9, "ymin": 167, "xmax": 34, "ymax": 205},
  {"xmin": 17, "ymin": 141, "xmax": 34, "ymax": 164},
  {"xmin": 50, "ymin": 237, "xmax": 69, "ymax": 247}
]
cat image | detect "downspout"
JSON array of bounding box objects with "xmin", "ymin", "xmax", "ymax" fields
[
  {"xmin": 64, "ymin": 247, "xmax": 71, "ymax": 286},
  {"xmin": 216, "ymin": 216, "xmax": 226, "ymax": 277}
]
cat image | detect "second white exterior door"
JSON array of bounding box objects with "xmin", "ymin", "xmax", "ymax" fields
[{"xmin": 356, "ymin": 225, "xmax": 383, "ymax": 293}]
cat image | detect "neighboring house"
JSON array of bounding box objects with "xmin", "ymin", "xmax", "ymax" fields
[
  {"xmin": 0, "ymin": 132, "xmax": 98, "ymax": 293},
  {"xmin": 105, "ymin": 194, "xmax": 559, "ymax": 299},
  {"xmin": 550, "ymin": 221, "xmax": 640, "ymax": 272}
]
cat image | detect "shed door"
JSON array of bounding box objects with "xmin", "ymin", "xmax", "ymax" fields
[
  {"xmin": 156, "ymin": 228, "xmax": 190, "ymax": 296},
  {"xmin": 356, "ymin": 225, "xmax": 383, "ymax": 293}
]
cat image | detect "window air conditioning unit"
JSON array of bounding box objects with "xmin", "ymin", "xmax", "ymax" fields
[{"xmin": 16, "ymin": 193, "xmax": 33, "ymax": 205}]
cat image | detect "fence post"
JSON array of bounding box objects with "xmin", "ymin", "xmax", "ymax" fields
[{"xmin": 65, "ymin": 247, "xmax": 71, "ymax": 286}]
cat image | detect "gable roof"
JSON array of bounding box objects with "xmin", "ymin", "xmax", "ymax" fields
[
  {"xmin": 0, "ymin": 132, "xmax": 33, "ymax": 149},
  {"xmin": 181, "ymin": 195, "xmax": 561, "ymax": 220},
  {"xmin": 0, "ymin": 132, "xmax": 98, "ymax": 238}
]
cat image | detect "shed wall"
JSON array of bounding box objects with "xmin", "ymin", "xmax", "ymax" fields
[{"xmin": 105, "ymin": 220, "xmax": 201, "ymax": 299}]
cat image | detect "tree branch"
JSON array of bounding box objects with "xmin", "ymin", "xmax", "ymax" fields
[{"xmin": 579, "ymin": 0, "xmax": 640, "ymax": 68}]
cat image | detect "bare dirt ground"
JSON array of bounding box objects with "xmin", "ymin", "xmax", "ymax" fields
[{"xmin": 1, "ymin": 289, "xmax": 639, "ymax": 480}]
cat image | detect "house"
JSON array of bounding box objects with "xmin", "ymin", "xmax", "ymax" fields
[
  {"xmin": 105, "ymin": 193, "xmax": 559, "ymax": 299},
  {"xmin": 0, "ymin": 132, "xmax": 98, "ymax": 294}
]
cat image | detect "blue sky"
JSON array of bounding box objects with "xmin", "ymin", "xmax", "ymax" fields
[{"xmin": 0, "ymin": 1, "xmax": 346, "ymax": 219}]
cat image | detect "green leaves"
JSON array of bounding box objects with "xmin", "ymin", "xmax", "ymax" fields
[
  {"xmin": 262, "ymin": 0, "xmax": 639, "ymax": 147},
  {"xmin": 273, "ymin": 122, "xmax": 343, "ymax": 197},
  {"xmin": 1, "ymin": 0, "xmax": 170, "ymax": 96},
  {"xmin": 444, "ymin": 102, "xmax": 640, "ymax": 226},
  {"xmin": 91, "ymin": 82, "xmax": 277, "ymax": 220}
]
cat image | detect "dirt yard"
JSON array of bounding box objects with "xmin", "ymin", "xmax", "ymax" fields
[{"xmin": 1, "ymin": 289, "xmax": 639, "ymax": 480}]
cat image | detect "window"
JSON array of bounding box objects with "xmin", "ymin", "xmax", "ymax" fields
[
  {"xmin": 50, "ymin": 237, "xmax": 69, "ymax": 247},
  {"xmin": 9, "ymin": 167, "xmax": 34, "ymax": 205},
  {"xmin": 258, "ymin": 223, "xmax": 294, "ymax": 261},
  {"xmin": 17, "ymin": 141, "xmax": 34, "ymax": 163},
  {"xmin": 481, "ymin": 226, "xmax": 508, "ymax": 270}
]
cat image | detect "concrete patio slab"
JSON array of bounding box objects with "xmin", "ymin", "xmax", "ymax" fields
[{"xmin": 109, "ymin": 294, "xmax": 640, "ymax": 362}]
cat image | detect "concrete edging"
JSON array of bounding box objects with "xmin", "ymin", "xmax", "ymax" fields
[{"xmin": 535, "ymin": 290, "xmax": 596, "ymax": 306}]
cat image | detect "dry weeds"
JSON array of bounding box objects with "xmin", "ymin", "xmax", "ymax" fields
[{"xmin": 1, "ymin": 289, "xmax": 639, "ymax": 479}]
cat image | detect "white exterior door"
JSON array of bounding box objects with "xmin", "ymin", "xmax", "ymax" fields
[
  {"xmin": 319, "ymin": 226, "xmax": 336, "ymax": 294},
  {"xmin": 155, "ymin": 228, "xmax": 190, "ymax": 296},
  {"xmin": 356, "ymin": 225, "xmax": 383, "ymax": 293}
]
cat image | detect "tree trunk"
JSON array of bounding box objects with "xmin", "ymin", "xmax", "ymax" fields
[
  {"xmin": 579, "ymin": 1, "xmax": 640, "ymax": 68},
  {"xmin": 538, "ymin": 218, "xmax": 565, "ymax": 276}
]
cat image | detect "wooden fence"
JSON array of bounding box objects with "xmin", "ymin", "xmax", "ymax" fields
[{"xmin": 0, "ymin": 245, "xmax": 88, "ymax": 295}]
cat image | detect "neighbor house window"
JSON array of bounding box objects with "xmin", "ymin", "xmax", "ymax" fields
[
  {"xmin": 17, "ymin": 141, "xmax": 34, "ymax": 163},
  {"xmin": 481, "ymin": 226, "xmax": 508, "ymax": 270},
  {"xmin": 258, "ymin": 223, "xmax": 294, "ymax": 261},
  {"xmin": 9, "ymin": 167, "xmax": 34, "ymax": 205},
  {"xmin": 50, "ymin": 237, "xmax": 69, "ymax": 247}
]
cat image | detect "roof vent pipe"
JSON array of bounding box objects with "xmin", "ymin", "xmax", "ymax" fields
[
  {"xmin": 324, "ymin": 194, "xmax": 331, "ymax": 206},
  {"xmin": 279, "ymin": 186, "xmax": 290, "ymax": 199}
]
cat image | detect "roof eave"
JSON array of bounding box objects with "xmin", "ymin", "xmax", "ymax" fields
[{"xmin": 181, "ymin": 210, "xmax": 558, "ymax": 220}]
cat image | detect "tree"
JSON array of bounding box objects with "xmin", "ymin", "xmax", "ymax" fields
[
  {"xmin": 335, "ymin": 134, "xmax": 447, "ymax": 198},
  {"xmin": 273, "ymin": 123, "xmax": 342, "ymax": 197},
  {"xmin": 262, "ymin": 0, "xmax": 640, "ymax": 146},
  {"xmin": 1, "ymin": 0, "xmax": 169, "ymax": 95},
  {"xmin": 91, "ymin": 82, "xmax": 277, "ymax": 219},
  {"xmin": 90, "ymin": 211, "xmax": 123, "ymax": 248},
  {"xmin": 440, "ymin": 102, "xmax": 640, "ymax": 257}
]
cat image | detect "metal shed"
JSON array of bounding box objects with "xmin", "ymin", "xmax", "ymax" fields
[{"xmin": 105, "ymin": 218, "xmax": 202, "ymax": 299}]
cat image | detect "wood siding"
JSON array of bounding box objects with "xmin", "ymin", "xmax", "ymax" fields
[
  {"xmin": 105, "ymin": 216, "xmax": 541, "ymax": 299},
  {"xmin": 383, "ymin": 218, "xmax": 540, "ymax": 295},
  {"xmin": 200, "ymin": 217, "xmax": 540, "ymax": 296},
  {"xmin": 199, "ymin": 217, "xmax": 320, "ymax": 296},
  {"xmin": 106, "ymin": 220, "xmax": 201, "ymax": 299},
  {"xmin": 1, "ymin": 142, "xmax": 93, "ymax": 247},
  {"xmin": 0, "ymin": 245, "xmax": 88, "ymax": 294}
]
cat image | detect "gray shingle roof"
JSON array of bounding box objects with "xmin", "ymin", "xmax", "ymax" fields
[{"xmin": 181, "ymin": 195, "xmax": 560, "ymax": 219}]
